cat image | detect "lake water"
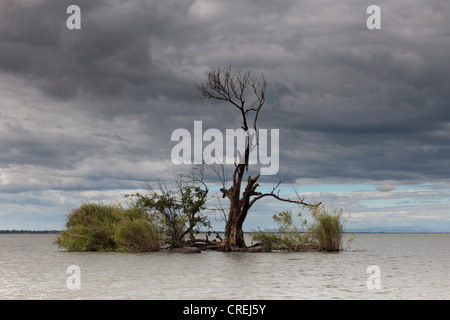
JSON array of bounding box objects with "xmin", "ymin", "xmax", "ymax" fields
[{"xmin": 0, "ymin": 233, "xmax": 448, "ymax": 299}]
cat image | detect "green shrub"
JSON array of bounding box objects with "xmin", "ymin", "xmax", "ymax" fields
[
  {"xmin": 128, "ymin": 184, "xmax": 209, "ymax": 248},
  {"xmin": 115, "ymin": 218, "xmax": 160, "ymax": 252},
  {"xmin": 54, "ymin": 202, "xmax": 160, "ymax": 252},
  {"xmin": 252, "ymin": 210, "xmax": 315, "ymax": 251},
  {"xmin": 252, "ymin": 205, "xmax": 347, "ymax": 252},
  {"xmin": 308, "ymin": 205, "xmax": 344, "ymax": 251}
]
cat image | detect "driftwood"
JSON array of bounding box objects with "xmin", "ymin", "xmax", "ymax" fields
[
  {"xmin": 180, "ymin": 232, "xmax": 223, "ymax": 250},
  {"xmin": 184, "ymin": 238, "xmax": 221, "ymax": 250},
  {"xmin": 170, "ymin": 247, "xmax": 201, "ymax": 253},
  {"xmin": 176, "ymin": 231, "xmax": 271, "ymax": 252},
  {"xmin": 180, "ymin": 238, "xmax": 271, "ymax": 252}
]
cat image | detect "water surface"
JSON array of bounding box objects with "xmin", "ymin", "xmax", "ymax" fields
[{"xmin": 0, "ymin": 233, "xmax": 448, "ymax": 299}]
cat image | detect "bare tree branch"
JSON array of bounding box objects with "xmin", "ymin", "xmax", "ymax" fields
[{"xmin": 197, "ymin": 66, "xmax": 266, "ymax": 133}]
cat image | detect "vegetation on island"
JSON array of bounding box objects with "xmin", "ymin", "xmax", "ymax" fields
[
  {"xmin": 54, "ymin": 200, "xmax": 348, "ymax": 252},
  {"xmin": 126, "ymin": 178, "xmax": 212, "ymax": 249},
  {"xmin": 55, "ymin": 170, "xmax": 216, "ymax": 252},
  {"xmin": 252, "ymin": 205, "xmax": 349, "ymax": 252},
  {"xmin": 54, "ymin": 202, "xmax": 160, "ymax": 252}
]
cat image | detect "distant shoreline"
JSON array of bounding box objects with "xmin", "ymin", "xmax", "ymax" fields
[
  {"xmin": 0, "ymin": 230, "xmax": 60, "ymax": 234},
  {"xmin": 0, "ymin": 230, "xmax": 448, "ymax": 235}
]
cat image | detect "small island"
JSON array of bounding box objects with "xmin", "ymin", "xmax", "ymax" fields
[
  {"xmin": 53, "ymin": 200, "xmax": 347, "ymax": 253},
  {"xmin": 54, "ymin": 67, "xmax": 348, "ymax": 254}
]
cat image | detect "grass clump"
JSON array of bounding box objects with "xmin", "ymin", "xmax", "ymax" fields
[
  {"xmin": 252, "ymin": 210, "xmax": 316, "ymax": 251},
  {"xmin": 115, "ymin": 219, "xmax": 160, "ymax": 252},
  {"xmin": 54, "ymin": 202, "xmax": 160, "ymax": 252},
  {"xmin": 308, "ymin": 205, "xmax": 344, "ymax": 251},
  {"xmin": 252, "ymin": 204, "xmax": 347, "ymax": 252}
]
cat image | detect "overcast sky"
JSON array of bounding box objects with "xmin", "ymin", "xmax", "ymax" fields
[{"xmin": 0, "ymin": 0, "xmax": 449, "ymax": 231}]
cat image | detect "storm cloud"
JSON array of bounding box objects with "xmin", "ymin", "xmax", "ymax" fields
[{"xmin": 0, "ymin": 0, "xmax": 449, "ymax": 230}]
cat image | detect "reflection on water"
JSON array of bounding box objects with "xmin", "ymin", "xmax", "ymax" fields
[{"xmin": 0, "ymin": 234, "xmax": 449, "ymax": 299}]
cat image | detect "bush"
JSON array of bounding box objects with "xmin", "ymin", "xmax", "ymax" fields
[
  {"xmin": 115, "ymin": 218, "xmax": 160, "ymax": 252},
  {"xmin": 54, "ymin": 202, "xmax": 160, "ymax": 252},
  {"xmin": 128, "ymin": 183, "xmax": 209, "ymax": 248},
  {"xmin": 308, "ymin": 205, "xmax": 344, "ymax": 251},
  {"xmin": 252, "ymin": 210, "xmax": 316, "ymax": 251},
  {"xmin": 252, "ymin": 205, "xmax": 347, "ymax": 252}
]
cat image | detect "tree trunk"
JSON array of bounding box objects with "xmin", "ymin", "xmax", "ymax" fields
[
  {"xmin": 220, "ymin": 164, "xmax": 251, "ymax": 251},
  {"xmin": 219, "ymin": 158, "xmax": 266, "ymax": 251},
  {"xmin": 222, "ymin": 213, "xmax": 246, "ymax": 251},
  {"xmin": 219, "ymin": 162, "xmax": 244, "ymax": 250}
]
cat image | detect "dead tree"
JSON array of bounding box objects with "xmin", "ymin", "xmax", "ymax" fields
[{"xmin": 198, "ymin": 66, "xmax": 317, "ymax": 251}]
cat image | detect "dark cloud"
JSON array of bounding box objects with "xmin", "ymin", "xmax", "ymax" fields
[
  {"xmin": 0, "ymin": 0, "xmax": 203, "ymax": 102},
  {"xmin": 0, "ymin": 0, "xmax": 449, "ymax": 193}
]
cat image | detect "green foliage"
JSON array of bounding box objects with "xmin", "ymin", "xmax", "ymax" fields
[
  {"xmin": 252, "ymin": 210, "xmax": 315, "ymax": 251},
  {"xmin": 54, "ymin": 202, "xmax": 160, "ymax": 252},
  {"xmin": 252, "ymin": 204, "xmax": 347, "ymax": 252},
  {"xmin": 127, "ymin": 185, "xmax": 210, "ymax": 248},
  {"xmin": 115, "ymin": 218, "xmax": 160, "ymax": 252},
  {"xmin": 308, "ymin": 205, "xmax": 344, "ymax": 251}
]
